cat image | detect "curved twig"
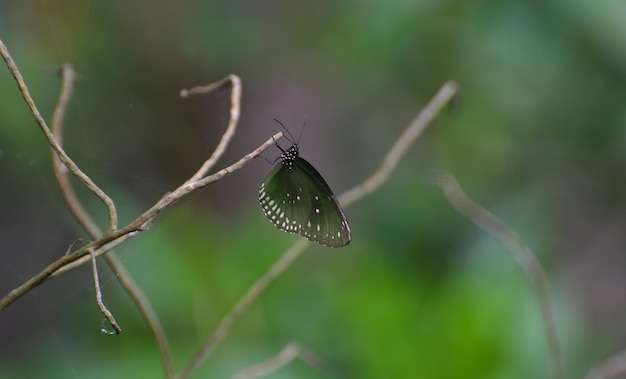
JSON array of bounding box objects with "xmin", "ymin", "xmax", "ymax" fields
[
  {"xmin": 89, "ymin": 250, "xmax": 122, "ymax": 334},
  {"xmin": 434, "ymin": 171, "xmax": 565, "ymax": 379},
  {"xmin": 340, "ymin": 81, "xmax": 458, "ymax": 207},
  {"xmin": 180, "ymin": 74, "xmax": 242, "ymax": 181},
  {"xmin": 231, "ymin": 343, "xmax": 323, "ymax": 379}
]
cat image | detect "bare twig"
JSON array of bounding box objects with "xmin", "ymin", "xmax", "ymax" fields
[
  {"xmin": 102, "ymin": 253, "xmax": 174, "ymax": 373},
  {"xmin": 340, "ymin": 80, "xmax": 459, "ymax": 206},
  {"xmin": 231, "ymin": 343, "xmax": 323, "ymax": 379},
  {"xmin": 50, "ymin": 64, "xmax": 175, "ymax": 376},
  {"xmin": 112, "ymin": 130, "xmax": 283, "ymax": 234},
  {"xmin": 434, "ymin": 171, "xmax": 565, "ymax": 379},
  {"xmin": 50, "ymin": 129, "xmax": 283, "ymax": 278},
  {"xmin": 180, "ymin": 74, "xmax": 242, "ymax": 181},
  {"xmin": 89, "ymin": 251, "xmax": 122, "ymax": 335},
  {"xmin": 0, "ymin": 38, "xmax": 118, "ymax": 232},
  {"xmin": 51, "ymin": 63, "xmax": 102, "ymax": 234},
  {"xmin": 179, "ymin": 81, "xmax": 460, "ymax": 379},
  {"xmin": 64, "ymin": 239, "xmax": 83, "ymax": 255},
  {"xmin": 50, "ymin": 231, "xmax": 138, "ymax": 278}
]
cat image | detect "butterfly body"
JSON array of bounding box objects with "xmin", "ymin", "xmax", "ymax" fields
[{"xmin": 259, "ymin": 141, "xmax": 351, "ymax": 248}]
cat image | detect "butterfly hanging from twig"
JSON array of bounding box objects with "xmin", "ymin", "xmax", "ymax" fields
[{"xmin": 259, "ymin": 119, "xmax": 351, "ymax": 248}]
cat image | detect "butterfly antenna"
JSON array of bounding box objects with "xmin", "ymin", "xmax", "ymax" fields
[
  {"xmin": 257, "ymin": 154, "xmax": 277, "ymax": 165},
  {"xmin": 273, "ymin": 118, "xmax": 296, "ymax": 143},
  {"xmin": 297, "ymin": 116, "xmax": 307, "ymax": 144}
]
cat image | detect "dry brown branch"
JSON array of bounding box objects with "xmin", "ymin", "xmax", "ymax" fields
[
  {"xmin": 434, "ymin": 171, "xmax": 565, "ymax": 379},
  {"xmin": 231, "ymin": 343, "xmax": 323, "ymax": 379},
  {"xmin": 179, "ymin": 81, "xmax": 460, "ymax": 379}
]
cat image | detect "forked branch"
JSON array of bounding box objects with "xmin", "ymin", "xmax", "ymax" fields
[{"xmin": 0, "ymin": 37, "xmax": 283, "ymax": 311}]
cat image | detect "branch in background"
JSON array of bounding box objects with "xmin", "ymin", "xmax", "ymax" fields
[
  {"xmin": 231, "ymin": 343, "xmax": 324, "ymax": 379},
  {"xmin": 434, "ymin": 171, "xmax": 565, "ymax": 379},
  {"xmin": 50, "ymin": 64, "xmax": 98, "ymax": 232},
  {"xmin": 340, "ymin": 81, "xmax": 459, "ymax": 207},
  {"xmin": 179, "ymin": 81, "xmax": 460, "ymax": 379}
]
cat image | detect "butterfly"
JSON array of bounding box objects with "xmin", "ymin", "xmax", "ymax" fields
[{"xmin": 259, "ymin": 119, "xmax": 351, "ymax": 248}]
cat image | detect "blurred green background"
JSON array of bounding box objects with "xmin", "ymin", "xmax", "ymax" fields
[{"xmin": 2, "ymin": 1, "xmax": 626, "ymax": 378}]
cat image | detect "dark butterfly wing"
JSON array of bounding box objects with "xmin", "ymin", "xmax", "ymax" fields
[
  {"xmin": 259, "ymin": 157, "xmax": 351, "ymax": 247},
  {"xmin": 291, "ymin": 158, "xmax": 351, "ymax": 247},
  {"xmin": 259, "ymin": 161, "xmax": 311, "ymax": 235}
]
